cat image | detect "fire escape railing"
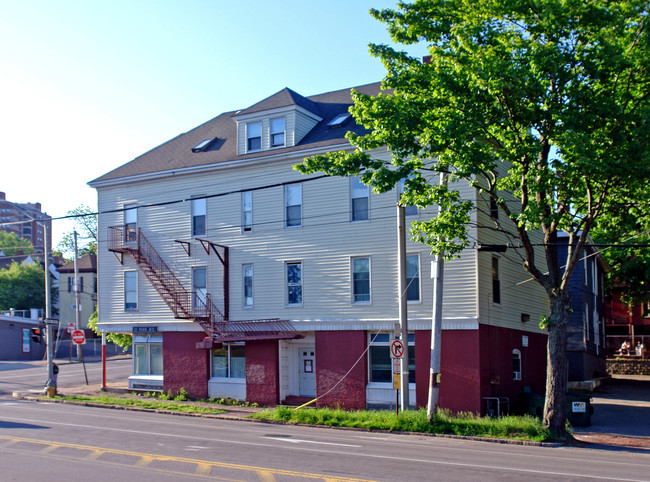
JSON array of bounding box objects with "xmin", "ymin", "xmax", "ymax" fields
[{"xmin": 108, "ymin": 225, "xmax": 300, "ymax": 342}]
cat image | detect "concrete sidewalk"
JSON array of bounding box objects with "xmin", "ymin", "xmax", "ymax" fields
[{"xmin": 573, "ymin": 374, "xmax": 650, "ymax": 448}]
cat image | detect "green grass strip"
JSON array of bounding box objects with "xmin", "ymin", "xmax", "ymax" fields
[
  {"xmin": 56, "ymin": 395, "xmax": 226, "ymax": 414},
  {"xmin": 252, "ymin": 407, "xmax": 552, "ymax": 442}
]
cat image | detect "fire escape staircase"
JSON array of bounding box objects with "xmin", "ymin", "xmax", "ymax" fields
[{"xmin": 108, "ymin": 226, "xmax": 301, "ymax": 344}]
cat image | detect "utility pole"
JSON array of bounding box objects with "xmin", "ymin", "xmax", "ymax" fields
[
  {"xmin": 397, "ymin": 204, "xmax": 409, "ymax": 410},
  {"xmin": 44, "ymin": 223, "xmax": 56, "ymax": 396},
  {"xmin": 74, "ymin": 230, "xmax": 82, "ymax": 359},
  {"xmin": 427, "ymin": 171, "xmax": 449, "ymax": 421}
]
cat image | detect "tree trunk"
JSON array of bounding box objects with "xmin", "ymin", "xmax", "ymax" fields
[{"xmin": 542, "ymin": 292, "xmax": 571, "ymax": 438}]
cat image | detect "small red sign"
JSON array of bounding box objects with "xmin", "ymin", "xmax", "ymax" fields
[
  {"xmin": 71, "ymin": 330, "xmax": 86, "ymax": 345},
  {"xmin": 67, "ymin": 323, "xmax": 76, "ymax": 333}
]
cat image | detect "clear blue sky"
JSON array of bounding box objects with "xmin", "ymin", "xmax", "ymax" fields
[{"xmin": 0, "ymin": 0, "xmax": 424, "ymax": 247}]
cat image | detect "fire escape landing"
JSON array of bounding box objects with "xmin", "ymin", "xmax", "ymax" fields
[{"xmin": 108, "ymin": 226, "xmax": 301, "ymax": 343}]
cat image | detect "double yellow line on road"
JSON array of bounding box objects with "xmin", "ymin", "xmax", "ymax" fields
[{"xmin": 0, "ymin": 434, "xmax": 376, "ymax": 481}]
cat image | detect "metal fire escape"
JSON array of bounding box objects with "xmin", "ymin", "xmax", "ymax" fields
[{"xmin": 108, "ymin": 226, "xmax": 300, "ymax": 343}]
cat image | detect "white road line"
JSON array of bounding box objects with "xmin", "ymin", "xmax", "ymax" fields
[
  {"xmin": 0, "ymin": 413, "xmax": 646, "ymax": 481},
  {"xmin": 264, "ymin": 436, "xmax": 360, "ymax": 447}
]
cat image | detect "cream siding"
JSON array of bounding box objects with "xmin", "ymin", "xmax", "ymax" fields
[
  {"xmin": 474, "ymin": 188, "xmax": 548, "ymax": 334},
  {"xmin": 96, "ymin": 149, "xmax": 491, "ymax": 333}
]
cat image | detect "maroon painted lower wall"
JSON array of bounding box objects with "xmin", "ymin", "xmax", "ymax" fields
[
  {"xmin": 315, "ymin": 331, "xmax": 367, "ymax": 410},
  {"xmin": 478, "ymin": 324, "xmax": 547, "ymax": 412},
  {"xmin": 246, "ymin": 340, "xmax": 279, "ymax": 406},
  {"xmin": 162, "ymin": 332, "xmax": 209, "ymax": 399},
  {"xmin": 415, "ymin": 330, "xmax": 482, "ymax": 413}
]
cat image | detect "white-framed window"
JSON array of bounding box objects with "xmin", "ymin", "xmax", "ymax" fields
[
  {"xmin": 368, "ymin": 333, "xmax": 415, "ymax": 383},
  {"xmin": 492, "ymin": 257, "xmax": 501, "ymax": 304},
  {"xmin": 270, "ymin": 117, "xmax": 285, "ymax": 148},
  {"xmin": 124, "ymin": 271, "xmax": 137, "ymax": 310},
  {"xmin": 124, "ymin": 204, "xmax": 137, "ymax": 242},
  {"xmin": 212, "ymin": 343, "xmax": 245, "ymax": 378},
  {"xmin": 243, "ymin": 264, "xmax": 253, "ymax": 307},
  {"xmin": 286, "ymin": 261, "xmax": 302, "ymax": 306},
  {"xmin": 398, "ymin": 178, "xmax": 418, "ymax": 216},
  {"xmin": 192, "ymin": 267, "xmax": 207, "ymax": 310},
  {"xmin": 247, "ymin": 121, "xmax": 261, "ymax": 152},
  {"xmin": 192, "ymin": 197, "xmax": 206, "ymax": 237},
  {"xmin": 512, "ymin": 349, "xmax": 522, "ymax": 380},
  {"xmin": 241, "ymin": 191, "xmax": 252, "ymax": 232},
  {"xmin": 352, "ymin": 257, "xmax": 370, "ymax": 303},
  {"xmin": 134, "ymin": 334, "xmax": 163, "ymax": 375},
  {"xmin": 350, "ymin": 177, "xmax": 369, "ymax": 221},
  {"xmin": 285, "ymin": 184, "xmax": 302, "ymax": 227},
  {"xmin": 406, "ymin": 254, "xmax": 420, "ymax": 302}
]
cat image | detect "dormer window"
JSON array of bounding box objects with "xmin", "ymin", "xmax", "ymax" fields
[
  {"xmin": 247, "ymin": 122, "xmax": 261, "ymax": 152},
  {"xmin": 270, "ymin": 117, "xmax": 285, "ymax": 148}
]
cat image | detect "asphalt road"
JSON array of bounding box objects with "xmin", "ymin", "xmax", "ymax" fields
[
  {"xmin": 0, "ymin": 356, "xmax": 133, "ymax": 397},
  {"xmin": 1, "ymin": 396, "xmax": 650, "ymax": 481}
]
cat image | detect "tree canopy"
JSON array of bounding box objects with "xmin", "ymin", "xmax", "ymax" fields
[
  {"xmin": 56, "ymin": 205, "xmax": 98, "ymax": 258},
  {"xmin": 0, "ymin": 231, "xmax": 33, "ymax": 256},
  {"xmin": 0, "ymin": 261, "xmax": 47, "ymax": 311},
  {"xmin": 297, "ymin": 0, "xmax": 649, "ymax": 437}
]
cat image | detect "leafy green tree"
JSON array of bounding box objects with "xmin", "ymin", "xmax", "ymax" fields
[
  {"xmin": 57, "ymin": 205, "xmax": 98, "ymax": 258},
  {"xmin": 0, "ymin": 231, "xmax": 33, "ymax": 256},
  {"xmin": 297, "ymin": 0, "xmax": 649, "ymax": 437},
  {"xmin": 0, "ymin": 261, "xmax": 47, "ymax": 311},
  {"xmin": 88, "ymin": 308, "xmax": 132, "ymax": 351},
  {"xmin": 592, "ymin": 185, "xmax": 650, "ymax": 307}
]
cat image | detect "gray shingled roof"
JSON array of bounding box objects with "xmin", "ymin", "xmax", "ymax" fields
[{"xmin": 90, "ymin": 82, "xmax": 382, "ymax": 184}]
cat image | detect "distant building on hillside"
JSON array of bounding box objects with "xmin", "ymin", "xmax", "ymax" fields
[{"xmin": 0, "ymin": 191, "xmax": 52, "ymax": 253}]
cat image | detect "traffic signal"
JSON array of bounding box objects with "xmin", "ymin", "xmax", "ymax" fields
[{"xmin": 30, "ymin": 327, "xmax": 43, "ymax": 344}]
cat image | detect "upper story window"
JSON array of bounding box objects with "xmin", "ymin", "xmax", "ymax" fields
[
  {"xmin": 352, "ymin": 257, "xmax": 371, "ymax": 303},
  {"xmin": 124, "ymin": 204, "xmax": 137, "ymax": 242},
  {"xmin": 490, "ymin": 197, "xmax": 499, "ymax": 220},
  {"xmin": 124, "ymin": 271, "xmax": 137, "ymax": 310},
  {"xmin": 285, "ymin": 184, "xmax": 302, "ymax": 227},
  {"xmin": 192, "ymin": 267, "xmax": 207, "ymax": 310},
  {"xmin": 398, "ymin": 178, "xmax": 418, "ymax": 216},
  {"xmin": 241, "ymin": 191, "xmax": 252, "ymax": 233},
  {"xmin": 247, "ymin": 121, "xmax": 262, "ymax": 152},
  {"xmin": 406, "ymin": 254, "xmax": 420, "ymax": 302},
  {"xmin": 350, "ymin": 177, "xmax": 369, "ymax": 221},
  {"xmin": 286, "ymin": 261, "xmax": 303, "ymax": 306},
  {"xmin": 243, "ymin": 264, "xmax": 253, "ymax": 307},
  {"xmin": 492, "ymin": 257, "xmax": 501, "ymax": 304},
  {"xmin": 192, "ymin": 197, "xmax": 206, "ymax": 237},
  {"xmin": 270, "ymin": 117, "xmax": 285, "ymax": 148}
]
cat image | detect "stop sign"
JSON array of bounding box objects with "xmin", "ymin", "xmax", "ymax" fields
[{"xmin": 71, "ymin": 330, "xmax": 86, "ymax": 345}]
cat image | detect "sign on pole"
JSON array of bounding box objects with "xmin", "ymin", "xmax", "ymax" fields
[
  {"xmin": 390, "ymin": 339, "xmax": 404, "ymax": 359},
  {"xmin": 71, "ymin": 330, "xmax": 86, "ymax": 345},
  {"xmin": 67, "ymin": 322, "xmax": 76, "ymax": 334}
]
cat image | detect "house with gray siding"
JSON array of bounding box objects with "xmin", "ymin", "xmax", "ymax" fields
[{"xmin": 89, "ymin": 82, "xmax": 549, "ymax": 413}]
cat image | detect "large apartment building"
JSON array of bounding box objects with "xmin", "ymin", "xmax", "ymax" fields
[
  {"xmin": 0, "ymin": 191, "xmax": 52, "ymax": 253},
  {"xmin": 90, "ymin": 82, "xmax": 549, "ymax": 413}
]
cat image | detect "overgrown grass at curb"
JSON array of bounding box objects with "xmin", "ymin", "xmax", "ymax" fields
[
  {"xmin": 57, "ymin": 395, "xmax": 227, "ymax": 414},
  {"xmin": 252, "ymin": 407, "xmax": 552, "ymax": 442}
]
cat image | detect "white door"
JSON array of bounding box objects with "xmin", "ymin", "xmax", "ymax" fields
[{"xmin": 299, "ymin": 348, "xmax": 316, "ymax": 397}]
